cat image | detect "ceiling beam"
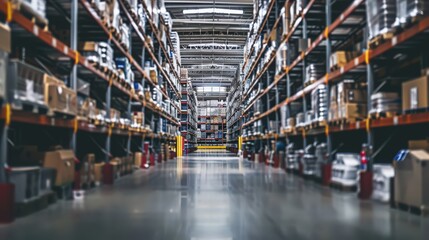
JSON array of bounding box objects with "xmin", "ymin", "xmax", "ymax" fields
[
  {"xmin": 164, "ymin": 0, "xmax": 253, "ymax": 5},
  {"xmin": 173, "ymin": 19, "xmax": 251, "ymax": 26}
]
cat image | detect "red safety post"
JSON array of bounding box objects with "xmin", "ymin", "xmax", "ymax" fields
[
  {"xmin": 359, "ymin": 171, "xmax": 373, "ymax": 199},
  {"xmin": 273, "ymin": 153, "xmax": 280, "ymax": 168},
  {"xmin": 102, "ymin": 163, "xmax": 114, "ymax": 185},
  {"xmin": 0, "ymin": 183, "xmax": 15, "ymax": 223},
  {"xmin": 322, "ymin": 163, "xmax": 332, "ymax": 186}
]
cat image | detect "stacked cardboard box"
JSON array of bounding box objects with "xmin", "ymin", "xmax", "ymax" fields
[{"xmin": 329, "ymin": 80, "xmax": 367, "ymax": 121}]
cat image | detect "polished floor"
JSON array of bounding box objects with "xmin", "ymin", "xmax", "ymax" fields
[{"xmin": 1, "ymin": 151, "xmax": 429, "ymax": 240}]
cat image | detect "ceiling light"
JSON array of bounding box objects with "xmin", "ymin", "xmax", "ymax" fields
[{"xmin": 183, "ymin": 8, "xmax": 243, "ymax": 15}]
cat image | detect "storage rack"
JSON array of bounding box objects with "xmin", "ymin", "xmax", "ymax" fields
[
  {"xmin": 197, "ymin": 101, "xmax": 227, "ymax": 148},
  {"xmin": 180, "ymin": 79, "xmax": 197, "ymax": 154},
  {"xmin": 0, "ymin": 0, "xmax": 181, "ymax": 186},
  {"xmin": 239, "ymin": 0, "xmax": 429, "ymax": 175},
  {"xmin": 226, "ymin": 68, "xmax": 243, "ymax": 152}
]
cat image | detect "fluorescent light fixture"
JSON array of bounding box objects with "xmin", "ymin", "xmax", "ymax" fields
[
  {"xmin": 188, "ymin": 43, "xmax": 240, "ymax": 48},
  {"xmin": 183, "ymin": 8, "xmax": 243, "ymax": 15}
]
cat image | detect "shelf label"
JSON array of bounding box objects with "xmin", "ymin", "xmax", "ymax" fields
[
  {"xmin": 340, "ymin": 67, "xmax": 344, "ymax": 74},
  {"xmin": 354, "ymin": 58, "xmax": 359, "ymax": 66},
  {"xmin": 33, "ymin": 25, "xmax": 39, "ymax": 36},
  {"xmin": 6, "ymin": 1, "xmax": 12, "ymax": 23},
  {"xmin": 52, "ymin": 38, "xmax": 57, "ymax": 47},
  {"xmin": 393, "ymin": 116, "xmax": 399, "ymax": 125},
  {"xmin": 340, "ymin": 124, "xmax": 344, "ymax": 131},
  {"xmin": 64, "ymin": 46, "xmax": 69, "ymax": 55},
  {"xmin": 366, "ymin": 118, "xmax": 371, "ymax": 132},
  {"xmin": 392, "ymin": 36, "xmax": 398, "ymax": 46},
  {"xmin": 340, "ymin": 14, "xmax": 344, "ymax": 21},
  {"xmin": 356, "ymin": 121, "xmax": 360, "ymax": 129},
  {"xmin": 51, "ymin": 118, "xmax": 55, "ymax": 126},
  {"xmin": 73, "ymin": 118, "xmax": 78, "ymax": 133},
  {"xmin": 5, "ymin": 104, "xmax": 11, "ymax": 127}
]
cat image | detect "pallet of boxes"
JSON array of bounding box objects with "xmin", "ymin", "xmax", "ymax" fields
[{"xmin": 329, "ymin": 80, "xmax": 367, "ymax": 125}]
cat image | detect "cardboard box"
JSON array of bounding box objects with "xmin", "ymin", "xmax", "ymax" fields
[
  {"xmin": 402, "ymin": 75, "xmax": 429, "ymax": 111},
  {"xmin": 330, "ymin": 51, "xmax": 348, "ymax": 69},
  {"xmin": 42, "ymin": 150, "xmax": 75, "ymax": 186},
  {"xmin": 94, "ymin": 162, "xmax": 105, "ymax": 183},
  {"xmin": 338, "ymin": 103, "xmax": 367, "ymax": 119},
  {"xmin": 0, "ymin": 23, "xmax": 11, "ymax": 53},
  {"xmin": 45, "ymin": 84, "xmax": 78, "ymax": 116},
  {"xmin": 80, "ymin": 154, "xmax": 95, "ymax": 185},
  {"xmin": 408, "ymin": 139, "xmax": 429, "ymax": 152},
  {"xmin": 134, "ymin": 152, "xmax": 142, "ymax": 167},
  {"xmin": 329, "ymin": 102, "xmax": 338, "ymax": 121}
]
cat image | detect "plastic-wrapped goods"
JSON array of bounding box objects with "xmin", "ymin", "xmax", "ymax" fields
[
  {"xmin": 286, "ymin": 143, "xmax": 298, "ymax": 170},
  {"xmin": 370, "ymin": 92, "xmax": 401, "ymax": 114},
  {"xmin": 305, "ymin": 64, "xmax": 323, "ymax": 85},
  {"xmin": 315, "ymin": 143, "xmax": 328, "ymax": 179},
  {"xmin": 281, "ymin": 7, "xmax": 289, "ymax": 37},
  {"xmin": 98, "ymin": 42, "xmax": 115, "ymax": 70},
  {"xmin": 120, "ymin": 23, "xmax": 130, "ymax": 50},
  {"xmin": 152, "ymin": 87, "xmax": 162, "ymax": 107},
  {"xmin": 372, "ymin": 164, "xmax": 395, "ymax": 203},
  {"xmin": 269, "ymin": 121, "xmax": 278, "ymax": 133},
  {"xmin": 15, "ymin": 0, "xmax": 46, "ymax": 19},
  {"xmin": 302, "ymin": 143, "xmax": 317, "ymax": 176},
  {"xmin": 331, "ymin": 153, "xmax": 360, "ymax": 188},
  {"xmin": 305, "ymin": 110, "xmax": 315, "ymax": 125},
  {"xmin": 296, "ymin": 112, "xmax": 305, "ymax": 127},
  {"xmin": 396, "ymin": 0, "xmax": 429, "ymax": 25},
  {"xmin": 280, "ymin": 105, "xmax": 287, "ymax": 130},
  {"xmin": 311, "ymin": 84, "xmax": 328, "ymax": 122},
  {"xmin": 366, "ymin": 0, "xmax": 397, "ymax": 40},
  {"xmin": 7, "ymin": 60, "xmax": 47, "ymax": 109},
  {"xmin": 137, "ymin": 4, "xmax": 146, "ymax": 29},
  {"xmin": 276, "ymin": 42, "xmax": 287, "ymax": 74},
  {"xmin": 254, "ymin": 99, "xmax": 264, "ymax": 115},
  {"xmin": 254, "ymin": 120, "xmax": 263, "ymax": 135}
]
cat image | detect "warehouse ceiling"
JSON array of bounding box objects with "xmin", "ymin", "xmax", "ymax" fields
[{"xmin": 165, "ymin": 0, "xmax": 253, "ymax": 99}]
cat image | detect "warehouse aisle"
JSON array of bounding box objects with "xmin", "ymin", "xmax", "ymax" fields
[{"xmin": 1, "ymin": 153, "xmax": 429, "ymax": 240}]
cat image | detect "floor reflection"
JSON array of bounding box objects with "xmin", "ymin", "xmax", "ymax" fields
[{"xmin": 0, "ymin": 151, "xmax": 429, "ymax": 240}]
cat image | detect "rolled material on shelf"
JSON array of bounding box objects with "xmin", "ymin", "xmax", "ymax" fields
[{"xmin": 366, "ymin": 0, "xmax": 396, "ymax": 39}]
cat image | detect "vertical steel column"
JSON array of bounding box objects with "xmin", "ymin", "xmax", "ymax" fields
[
  {"xmin": 367, "ymin": 63, "xmax": 374, "ymax": 171},
  {"xmin": 70, "ymin": 0, "xmax": 78, "ymax": 151},
  {"xmin": 302, "ymin": 11, "xmax": 308, "ymax": 148},
  {"xmin": 141, "ymin": 46, "xmax": 146, "ymax": 155},
  {"xmin": 325, "ymin": 0, "xmax": 332, "ymax": 160},
  {"xmin": 0, "ymin": 120, "xmax": 7, "ymax": 183},
  {"xmin": 266, "ymin": 71, "xmax": 270, "ymax": 150},
  {"xmin": 362, "ymin": 23, "xmax": 374, "ymax": 171}
]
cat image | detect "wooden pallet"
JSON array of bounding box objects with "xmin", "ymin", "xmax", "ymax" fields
[
  {"xmin": 330, "ymin": 64, "xmax": 347, "ymax": 72},
  {"xmin": 13, "ymin": 102, "xmax": 49, "ymax": 115},
  {"xmin": 304, "ymin": 80, "xmax": 316, "ymax": 87},
  {"xmin": 368, "ymin": 31, "xmax": 395, "ymax": 49},
  {"xmin": 329, "ymin": 117, "xmax": 361, "ymax": 126},
  {"xmin": 11, "ymin": 0, "xmax": 49, "ymax": 31},
  {"xmin": 393, "ymin": 202, "xmax": 429, "ymax": 216},
  {"xmin": 369, "ymin": 111, "xmax": 399, "ymax": 120},
  {"xmin": 330, "ymin": 182, "xmax": 357, "ymax": 192},
  {"xmin": 404, "ymin": 107, "xmax": 429, "ymax": 115},
  {"xmin": 310, "ymin": 120, "xmax": 326, "ymax": 129}
]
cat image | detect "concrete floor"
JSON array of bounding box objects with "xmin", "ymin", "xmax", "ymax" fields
[{"xmin": 1, "ymin": 151, "xmax": 429, "ymax": 240}]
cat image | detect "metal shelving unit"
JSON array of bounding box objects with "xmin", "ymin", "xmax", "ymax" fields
[
  {"xmin": 180, "ymin": 79, "xmax": 197, "ymax": 154},
  {"xmin": 239, "ymin": 0, "xmax": 429, "ymax": 187},
  {"xmin": 0, "ymin": 0, "xmax": 181, "ymax": 188}
]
